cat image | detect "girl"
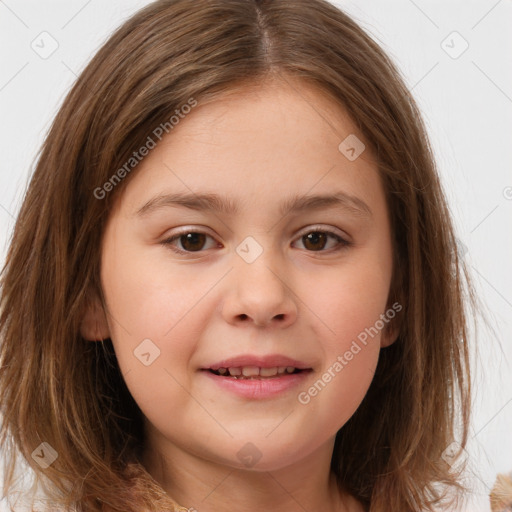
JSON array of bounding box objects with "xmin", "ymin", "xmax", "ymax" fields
[{"xmin": 0, "ymin": 0, "xmax": 477, "ymax": 511}]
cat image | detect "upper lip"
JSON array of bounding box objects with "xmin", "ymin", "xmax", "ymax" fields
[{"xmin": 202, "ymin": 354, "xmax": 312, "ymax": 371}]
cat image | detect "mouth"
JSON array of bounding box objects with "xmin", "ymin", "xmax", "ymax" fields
[
  {"xmin": 204, "ymin": 366, "xmax": 312, "ymax": 379},
  {"xmin": 199, "ymin": 355, "xmax": 314, "ymax": 398},
  {"xmin": 200, "ymin": 364, "xmax": 313, "ymax": 399}
]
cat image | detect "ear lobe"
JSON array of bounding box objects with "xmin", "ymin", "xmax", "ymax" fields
[
  {"xmin": 380, "ymin": 321, "xmax": 400, "ymax": 348},
  {"xmin": 80, "ymin": 292, "xmax": 110, "ymax": 341}
]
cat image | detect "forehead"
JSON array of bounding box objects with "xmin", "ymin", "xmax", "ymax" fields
[{"xmin": 114, "ymin": 77, "xmax": 384, "ymax": 218}]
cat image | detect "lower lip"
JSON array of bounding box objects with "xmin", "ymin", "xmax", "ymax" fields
[{"xmin": 200, "ymin": 370, "xmax": 312, "ymax": 399}]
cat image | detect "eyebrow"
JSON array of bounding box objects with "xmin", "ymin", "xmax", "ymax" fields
[{"xmin": 135, "ymin": 191, "xmax": 372, "ymax": 219}]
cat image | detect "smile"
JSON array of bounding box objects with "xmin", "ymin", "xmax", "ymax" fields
[
  {"xmin": 200, "ymin": 367, "xmax": 313, "ymax": 399},
  {"xmin": 209, "ymin": 366, "xmax": 303, "ymax": 378}
]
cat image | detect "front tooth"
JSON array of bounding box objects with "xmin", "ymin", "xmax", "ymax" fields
[
  {"xmin": 228, "ymin": 367, "xmax": 242, "ymax": 376},
  {"xmin": 277, "ymin": 366, "xmax": 287, "ymax": 374},
  {"xmin": 242, "ymin": 366, "xmax": 260, "ymax": 377},
  {"xmin": 260, "ymin": 367, "xmax": 278, "ymax": 377}
]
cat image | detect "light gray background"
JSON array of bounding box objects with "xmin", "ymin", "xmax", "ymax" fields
[{"xmin": 0, "ymin": 1, "xmax": 511, "ymax": 511}]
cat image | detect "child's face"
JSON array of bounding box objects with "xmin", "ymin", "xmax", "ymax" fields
[{"xmin": 95, "ymin": 79, "xmax": 397, "ymax": 472}]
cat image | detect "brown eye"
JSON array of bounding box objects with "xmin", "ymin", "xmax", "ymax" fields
[
  {"xmin": 179, "ymin": 232, "xmax": 207, "ymax": 252},
  {"xmin": 162, "ymin": 231, "xmax": 218, "ymax": 254},
  {"xmin": 294, "ymin": 229, "xmax": 350, "ymax": 252},
  {"xmin": 302, "ymin": 232, "xmax": 328, "ymax": 251}
]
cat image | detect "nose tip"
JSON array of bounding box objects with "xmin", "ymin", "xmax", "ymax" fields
[
  {"xmin": 241, "ymin": 312, "xmax": 287, "ymax": 327},
  {"xmin": 223, "ymin": 261, "xmax": 298, "ymax": 329}
]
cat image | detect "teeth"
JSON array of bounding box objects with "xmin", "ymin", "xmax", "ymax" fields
[
  {"xmin": 213, "ymin": 366, "xmax": 298, "ymax": 378},
  {"xmin": 241, "ymin": 366, "xmax": 260, "ymax": 377},
  {"xmin": 260, "ymin": 367, "xmax": 278, "ymax": 377}
]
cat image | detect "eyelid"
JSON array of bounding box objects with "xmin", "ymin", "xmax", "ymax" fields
[
  {"xmin": 294, "ymin": 224, "xmax": 349, "ymax": 241},
  {"xmin": 164, "ymin": 224, "xmax": 349, "ymax": 241},
  {"xmin": 291, "ymin": 225, "xmax": 352, "ymax": 252},
  {"xmin": 161, "ymin": 224, "xmax": 352, "ymax": 255},
  {"xmin": 160, "ymin": 225, "xmax": 353, "ymax": 258},
  {"xmin": 161, "ymin": 226, "xmax": 220, "ymax": 255},
  {"xmin": 166, "ymin": 225, "xmax": 216, "ymax": 238}
]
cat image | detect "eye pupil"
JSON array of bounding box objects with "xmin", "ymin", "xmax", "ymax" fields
[
  {"xmin": 167, "ymin": 229, "xmax": 345, "ymax": 255},
  {"xmin": 303, "ymin": 232, "xmax": 327, "ymax": 251},
  {"xmin": 181, "ymin": 233, "xmax": 206, "ymax": 251}
]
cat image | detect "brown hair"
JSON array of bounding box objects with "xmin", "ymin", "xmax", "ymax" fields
[{"xmin": 0, "ymin": 0, "xmax": 477, "ymax": 510}]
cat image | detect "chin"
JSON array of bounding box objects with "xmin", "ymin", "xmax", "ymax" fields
[{"xmin": 205, "ymin": 437, "xmax": 314, "ymax": 473}]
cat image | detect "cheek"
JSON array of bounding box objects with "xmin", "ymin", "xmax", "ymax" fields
[
  {"xmin": 308, "ymin": 255, "xmax": 392, "ymax": 350},
  {"xmin": 103, "ymin": 224, "xmax": 212, "ymax": 328},
  {"xmin": 295, "ymin": 297, "xmax": 383, "ymax": 440},
  {"xmin": 295, "ymin": 252, "xmax": 391, "ymax": 420},
  {"xmin": 100, "ymin": 262, "xmax": 208, "ymax": 433},
  {"xmin": 100, "ymin": 244, "xmax": 214, "ymax": 381}
]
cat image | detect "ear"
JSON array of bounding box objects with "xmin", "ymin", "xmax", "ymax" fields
[
  {"xmin": 380, "ymin": 320, "xmax": 400, "ymax": 348},
  {"xmin": 80, "ymin": 290, "xmax": 110, "ymax": 341},
  {"xmin": 381, "ymin": 257, "xmax": 404, "ymax": 348}
]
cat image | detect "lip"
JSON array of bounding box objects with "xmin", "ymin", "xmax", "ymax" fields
[
  {"xmin": 200, "ymin": 368, "xmax": 312, "ymax": 399},
  {"xmin": 202, "ymin": 354, "xmax": 312, "ymax": 371}
]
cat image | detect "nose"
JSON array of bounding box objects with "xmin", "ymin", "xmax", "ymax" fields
[{"xmin": 221, "ymin": 250, "xmax": 298, "ymax": 328}]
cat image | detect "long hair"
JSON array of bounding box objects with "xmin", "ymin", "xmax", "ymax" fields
[{"xmin": 0, "ymin": 0, "xmax": 476, "ymax": 510}]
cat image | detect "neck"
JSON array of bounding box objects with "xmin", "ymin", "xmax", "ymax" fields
[{"xmin": 141, "ymin": 435, "xmax": 361, "ymax": 512}]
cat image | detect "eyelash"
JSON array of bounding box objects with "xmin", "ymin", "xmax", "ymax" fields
[{"xmin": 161, "ymin": 226, "xmax": 352, "ymax": 255}]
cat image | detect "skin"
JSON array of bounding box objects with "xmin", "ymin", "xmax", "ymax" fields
[{"xmin": 81, "ymin": 76, "xmax": 399, "ymax": 512}]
